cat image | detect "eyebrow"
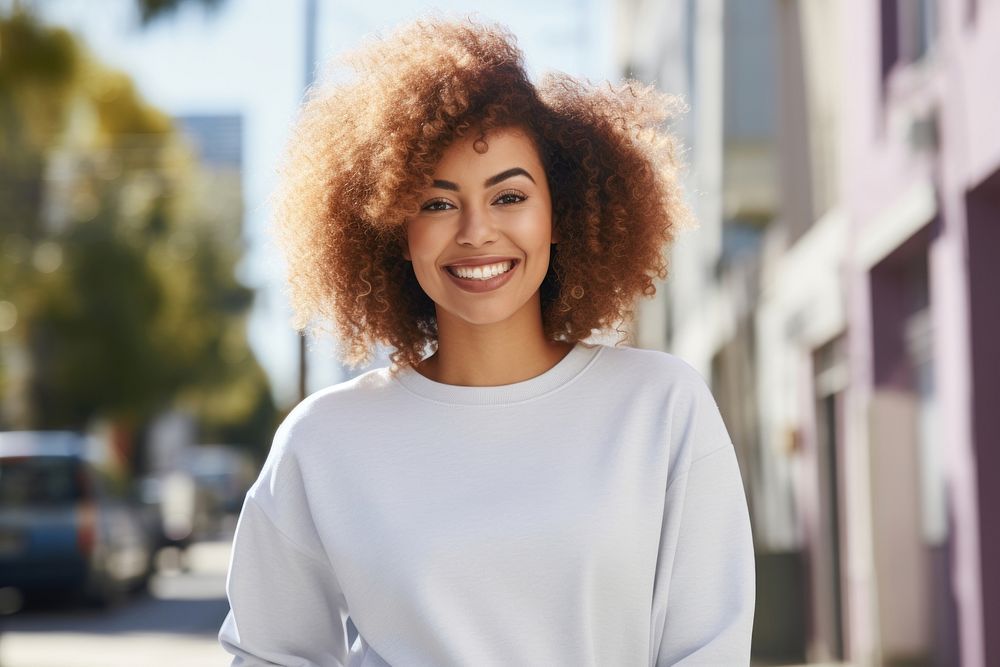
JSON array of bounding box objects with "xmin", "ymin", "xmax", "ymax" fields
[{"xmin": 432, "ymin": 167, "xmax": 536, "ymax": 192}]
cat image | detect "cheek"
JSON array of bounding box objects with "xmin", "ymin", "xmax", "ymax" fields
[
  {"xmin": 403, "ymin": 225, "xmax": 441, "ymax": 287},
  {"xmin": 404, "ymin": 222, "xmax": 434, "ymax": 260},
  {"xmin": 515, "ymin": 212, "xmax": 554, "ymax": 249}
]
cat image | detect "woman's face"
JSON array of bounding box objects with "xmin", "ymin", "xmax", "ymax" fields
[{"xmin": 404, "ymin": 127, "xmax": 554, "ymax": 328}]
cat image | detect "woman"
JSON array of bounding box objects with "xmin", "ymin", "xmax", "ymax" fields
[{"xmin": 219, "ymin": 18, "xmax": 754, "ymax": 667}]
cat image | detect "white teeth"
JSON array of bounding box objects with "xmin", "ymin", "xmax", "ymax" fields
[{"xmin": 449, "ymin": 261, "xmax": 513, "ymax": 280}]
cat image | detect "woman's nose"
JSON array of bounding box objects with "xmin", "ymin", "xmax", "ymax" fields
[{"xmin": 455, "ymin": 206, "xmax": 498, "ymax": 247}]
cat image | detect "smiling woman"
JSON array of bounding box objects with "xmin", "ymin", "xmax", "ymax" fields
[
  {"xmin": 267, "ymin": 18, "xmax": 692, "ymax": 372},
  {"xmin": 219, "ymin": 17, "xmax": 755, "ymax": 667},
  {"xmin": 402, "ymin": 128, "xmax": 562, "ymax": 383}
]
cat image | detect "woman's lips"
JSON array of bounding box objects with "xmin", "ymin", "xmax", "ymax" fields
[
  {"xmin": 442, "ymin": 259, "xmax": 519, "ymax": 293},
  {"xmin": 444, "ymin": 256, "xmax": 518, "ymax": 267}
]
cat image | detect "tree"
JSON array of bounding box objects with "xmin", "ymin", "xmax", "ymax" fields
[
  {"xmin": 0, "ymin": 8, "xmax": 275, "ymax": 467},
  {"xmin": 135, "ymin": 0, "xmax": 227, "ymax": 25}
]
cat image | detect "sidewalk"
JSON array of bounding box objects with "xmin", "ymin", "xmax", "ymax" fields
[{"xmin": 0, "ymin": 541, "xmax": 234, "ymax": 667}]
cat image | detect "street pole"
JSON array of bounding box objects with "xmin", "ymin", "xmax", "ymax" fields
[{"xmin": 298, "ymin": 0, "xmax": 318, "ymax": 403}]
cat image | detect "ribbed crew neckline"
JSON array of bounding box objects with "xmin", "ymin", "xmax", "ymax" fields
[{"xmin": 392, "ymin": 342, "xmax": 603, "ymax": 406}]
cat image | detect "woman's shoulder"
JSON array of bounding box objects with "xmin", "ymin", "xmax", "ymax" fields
[
  {"xmin": 277, "ymin": 366, "xmax": 397, "ymax": 437},
  {"xmin": 590, "ymin": 342, "xmax": 710, "ymax": 389},
  {"xmin": 591, "ymin": 343, "xmax": 731, "ymax": 467},
  {"xmin": 247, "ymin": 367, "xmax": 398, "ymax": 504},
  {"xmin": 260, "ymin": 367, "xmax": 397, "ymax": 463}
]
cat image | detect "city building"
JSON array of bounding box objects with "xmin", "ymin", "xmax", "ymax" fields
[{"xmin": 617, "ymin": 1, "xmax": 1000, "ymax": 665}]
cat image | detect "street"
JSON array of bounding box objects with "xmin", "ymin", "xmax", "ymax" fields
[{"xmin": 0, "ymin": 541, "xmax": 233, "ymax": 667}]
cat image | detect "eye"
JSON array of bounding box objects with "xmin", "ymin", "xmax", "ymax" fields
[
  {"xmin": 493, "ymin": 189, "xmax": 526, "ymax": 206},
  {"xmin": 421, "ymin": 198, "xmax": 454, "ymax": 212}
]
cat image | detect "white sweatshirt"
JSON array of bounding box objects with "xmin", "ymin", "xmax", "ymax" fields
[{"xmin": 219, "ymin": 342, "xmax": 755, "ymax": 666}]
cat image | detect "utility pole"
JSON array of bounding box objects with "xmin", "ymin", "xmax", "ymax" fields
[{"xmin": 298, "ymin": 0, "xmax": 318, "ymax": 403}]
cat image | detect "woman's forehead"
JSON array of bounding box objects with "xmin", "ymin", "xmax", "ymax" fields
[{"xmin": 432, "ymin": 128, "xmax": 543, "ymax": 180}]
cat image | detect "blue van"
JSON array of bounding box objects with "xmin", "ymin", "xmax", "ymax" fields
[{"xmin": 0, "ymin": 431, "xmax": 154, "ymax": 607}]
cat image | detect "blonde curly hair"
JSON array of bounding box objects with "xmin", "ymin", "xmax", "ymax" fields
[{"xmin": 272, "ymin": 17, "xmax": 691, "ymax": 369}]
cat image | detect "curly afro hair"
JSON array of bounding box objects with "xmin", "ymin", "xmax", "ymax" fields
[{"xmin": 272, "ymin": 17, "xmax": 692, "ymax": 370}]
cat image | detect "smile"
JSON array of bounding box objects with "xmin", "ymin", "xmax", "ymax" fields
[
  {"xmin": 446, "ymin": 260, "xmax": 515, "ymax": 280},
  {"xmin": 442, "ymin": 259, "xmax": 519, "ymax": 293}
]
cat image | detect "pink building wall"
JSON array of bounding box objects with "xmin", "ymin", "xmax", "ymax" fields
[{"xmin": 842, "ymin": 1, "xmax": 1000, "ymax": 665}]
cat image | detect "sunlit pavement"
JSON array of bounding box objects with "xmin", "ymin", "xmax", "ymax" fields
[{"xmin": 0, "ymin": 540, "xmax": 234, "ymax": 667}]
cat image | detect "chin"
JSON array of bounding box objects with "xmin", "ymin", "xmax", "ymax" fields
[
  {"xmin": 450, "ymin": 307, "xmax": 522, "ymax": 327},
  {"xmin": 435, "ymin": 296, "xmax": 534, "ymax": 328}
]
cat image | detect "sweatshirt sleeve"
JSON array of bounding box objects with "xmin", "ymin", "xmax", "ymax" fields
[
  {"xmin": 652, "ymin": 442, "xmax": 755, "ymax": 666},
  {"xmin": 218, "ymin": 410, "xmax": 353, "ymax": 666},
  {"xmin": 218, "ymin": 496, "xmax": 352, "ymax": 666}
]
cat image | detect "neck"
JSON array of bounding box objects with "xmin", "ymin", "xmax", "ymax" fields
[{"xmin": 418, "ymin": 294, "xmax": 574, "ymax": 387}]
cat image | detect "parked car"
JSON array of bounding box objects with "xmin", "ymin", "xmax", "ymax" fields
[
  {"xmin": 0, "ymin": 431, "xmax": 154, "ymax": 607},
  {"xmin": 137, "ymin": 444, "xmax": 257, "ymax": 553},
  {"xmin": 184, "ymin": 444, "xmax": 257, "ymax": 536},
  {"xmin": 136, "ymin": 469, "xmax": 198, "ymax": 553}
]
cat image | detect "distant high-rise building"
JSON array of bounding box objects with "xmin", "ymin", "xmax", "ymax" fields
[{"xmin": 175, "ymin": 114, "xmax": 243, "ymax": 169}]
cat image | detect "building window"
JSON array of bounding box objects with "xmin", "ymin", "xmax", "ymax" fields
[{"xmin": 880, "ymin": 0, "xmax": 937, "ymax": 79}]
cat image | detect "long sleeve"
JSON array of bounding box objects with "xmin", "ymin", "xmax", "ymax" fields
[
  {"xmin": 218, "ymin": 404, "xmax": 355, "ymax": 667},
  {"xmin": 218, "ymin": 496, "xmax": 353, "ymax": 666},
  {"xmin": 652, "ymin": 443, "xmax": 755, "ymax": 666}
]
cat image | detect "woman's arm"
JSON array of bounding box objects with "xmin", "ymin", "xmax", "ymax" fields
[
  {"xmin": 218, "ymin": 406, "xmax": 354, "ymax": 666},
  {"xmin": 219, "ymin": 495, "xmax": 353, "ymax": 666},
  {"xmin": 652, "ymin": 442, "xmax": 755, "ymax": 666}
]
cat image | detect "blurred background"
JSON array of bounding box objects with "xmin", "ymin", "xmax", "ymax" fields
[{"xmin": 0, "ymin": 0, "xmax": 997, "ymax": 666}]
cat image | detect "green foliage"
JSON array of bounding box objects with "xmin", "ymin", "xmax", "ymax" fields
[
  {"xmin": 0, "ymin": 11, "xmax": 77, "ymax": 84},
  {"xmin": 26, "ymin": 219, "xmax": 165, "ymax": 426},
  {"xmin": 135, "ymin": 0, "xmax": 227, "ymax": 25},
  {"xmin": 0, "ymin": 9, "xmax": 274, "ymax": 456},
  {"xmin": 0, "ymin": 12, "xmax": 76, "ymax": 236}
]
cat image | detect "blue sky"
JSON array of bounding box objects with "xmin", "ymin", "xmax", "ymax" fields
[{"xmin": 34, "ymin": 0, "xmax": 618, "ymax": 406}]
